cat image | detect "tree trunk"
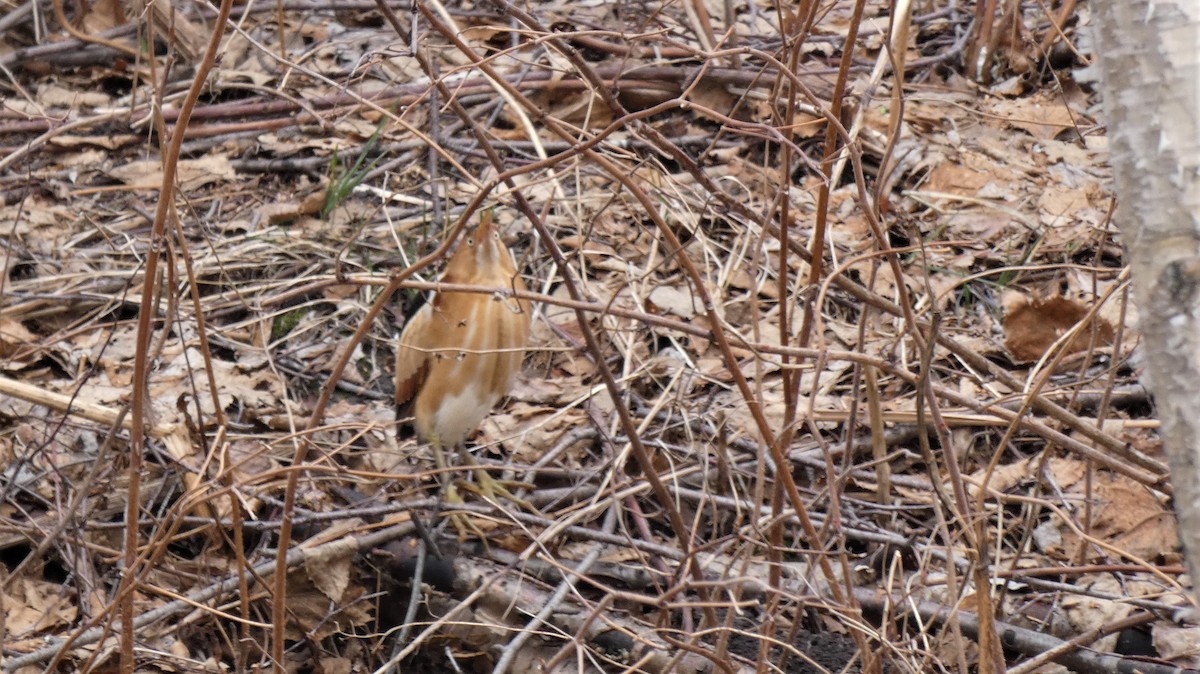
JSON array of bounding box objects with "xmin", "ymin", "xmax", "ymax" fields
[{"xmin": 1092, "ymin": 2, "xmax": 1200, "ymax": 600}]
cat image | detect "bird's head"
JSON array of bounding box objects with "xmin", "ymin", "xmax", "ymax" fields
[{"xmin": 444, "ymin": 208, "xmax": 517, "ymax": 282}]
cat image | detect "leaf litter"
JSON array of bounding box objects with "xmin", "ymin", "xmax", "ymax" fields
[{"xmin": 0, "ymin": 0, "xmax": 1194, "ymax": 672}]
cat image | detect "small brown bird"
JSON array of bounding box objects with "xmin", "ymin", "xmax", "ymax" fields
[{"xmin": 394, "ymin": 210, "xmax": 531, "ymax": 513}]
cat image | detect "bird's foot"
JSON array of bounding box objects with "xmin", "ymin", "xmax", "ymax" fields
[
  {"xmin": 440, "ymin": 482, "xmax": 489, "ymax": 540},
  {"xmin": 458, "ymin": 468, "xmax": 537, "ymax": 514}
]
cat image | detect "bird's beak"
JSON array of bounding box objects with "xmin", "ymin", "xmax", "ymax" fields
[{"xmin": 476, "ymin": 208, "xmax": 497, "ymax": 240}]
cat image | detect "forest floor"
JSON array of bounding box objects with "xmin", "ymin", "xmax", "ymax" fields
[{"xmin": 0, "ymin": 0, "xmax": 1193, "ymax": 673}]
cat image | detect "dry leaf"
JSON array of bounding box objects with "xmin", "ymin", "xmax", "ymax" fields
[
  {"xmin": 305, "ymin": 550, "xmax": 352, "ymax": 603},
  {"xmin": 1087, "ymin": 474, "xmax": 1179, "ymax": 560},
  {"xmin": 37, "ymin": 83, "xmax": 111, "ymax": 108},
  {"xmin": 0, "ymin": 319, "xmax": 38, "ymax": 359},
  {"xmin": 989, "ymin": 93, "xmax": 1079, "ymax": 141},
  {"xmin": 1002, "ymin": 292, "xmax": 1115, "ymax": 363},
  {"xmin": 108, "ymin": 156, "xmax": 236, "ymax": 190},
  {"xmin": 284, "ymin": 575, "xmax": 370, "ymax": 640},
  {"xmin": 1154, "ymin": 624, "xmax": 1200, "ymax": 666},
  {"xmin": 647, "ymin": 284, "xmax": 698, "ymax": 319},
  {"xmin": 4, "ymin": 578, "xmax": 78, "ymax": 635}
]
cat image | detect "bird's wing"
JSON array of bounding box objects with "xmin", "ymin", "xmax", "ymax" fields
[{"xmin": 394, "ymin": 302, "xmax": 432, "ymax": 407}]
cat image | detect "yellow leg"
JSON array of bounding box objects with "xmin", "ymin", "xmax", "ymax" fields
[
  {"xmin": 429, "ymin": 436, "xmax": 486, "ymax": 539},
  {"xmin": 427, "ymin": 436, "xmax": 539, "ymax": 537},
  {"xmin": 454, "ymin": 444, "xmax": 536, "ymax": 512}
]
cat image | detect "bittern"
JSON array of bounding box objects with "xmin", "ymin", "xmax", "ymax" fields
[{"xmin": 394, "ymin": 210, "xmax": 532, "ymax": 516}]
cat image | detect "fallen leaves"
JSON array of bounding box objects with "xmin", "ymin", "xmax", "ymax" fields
[
  {"xmin": 1002, "ymin": 292, "xmax": 1115, "ymax": 363},
  {"xmin": 0, "ymin": 0, "xmax": 1179, "ymax": 671},
  {"xmin": 976, "ymin": 455, "xmax": 1179, "ymax": 563}
]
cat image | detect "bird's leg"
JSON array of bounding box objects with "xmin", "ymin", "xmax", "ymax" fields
[
  {"xmin": 455, "ymin": 442, "xmax": 537, "ymax": 513},
  {"xmin": 429, "ymin": 435, "xmax": 486, "ymax": 539}
]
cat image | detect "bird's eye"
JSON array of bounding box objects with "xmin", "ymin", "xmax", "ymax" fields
[
  {"xmin": 466, "ymin": 237, "xmax": 475, "ymax": 246},
  {"xmin": 492, "ymin": 231, "xmax": 500, "ymax": 240}
]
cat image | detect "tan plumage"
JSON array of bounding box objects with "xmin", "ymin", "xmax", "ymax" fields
[{"xmin": 395, "ymin": 211, "xmax": 530, "ymax": 509}]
